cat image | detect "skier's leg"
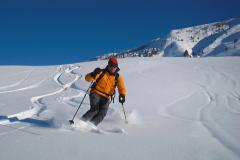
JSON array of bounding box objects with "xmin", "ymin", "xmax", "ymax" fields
[
  {"xmin": 90, "ymin": 96, "xmax": 109, "ymax": 126},
  {"xmin": 81, "ymin": 93, "xmax": 100, "ymax": 121}
]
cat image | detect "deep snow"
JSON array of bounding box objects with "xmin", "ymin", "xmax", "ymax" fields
[{"xmin": 0, "ymin": 57, "xmax": 240, "ymax": 160}]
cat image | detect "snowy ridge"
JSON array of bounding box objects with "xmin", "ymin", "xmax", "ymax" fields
[{"xmin": 97, "ymin": 18, "xmax": 240, "ymax": 59}]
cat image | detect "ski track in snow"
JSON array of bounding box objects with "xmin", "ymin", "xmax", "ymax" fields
[
  {"xmin": 196, "ymin": 66, "xmax": 240, "ymax": 158},
  {"xmin": 0, "ymin": 123, "xmax": 40, "ymax": 137},
  {"xmin": 0, "ymin": 68, "xmax": 49, "ymax": 94},
  {"xmin": 211, "ymin": 66, "xmax": 239, "ymax": 89},
  {"xmin": 0, "ymin": 67, "xmax": 58, "ymax": 127},
  {"xmin": 0, "ymin": 65, "xmax": 84, "ymax": 129},
  {"xmin": 199, "ymin": 90, "xmax": 240, "ymax": 158},
  {"xmin": 29, "ymin": 65, "xmax": 83, "ymax": 118},
  {"xmin": 0, "ymin": 69, "xmax": 35, "ymax": 91},
  {"xmin": 30, "ymin": 65, "xmax": 82, "ymax": 117},
  {"xmin": 158, "ymin": 90, "xmax": 202, "ymax": 122},
  {"xmin": 226, "ymin": 96, "xmax": 240, "ymax": 114},
  {"xmin": 157, "ymin": 65, "xmax": 240, "ymax": 159}
]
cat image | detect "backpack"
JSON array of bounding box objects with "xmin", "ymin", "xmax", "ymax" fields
[{"xmin": 92, "ymin": 68, "xmax": 119, "ymax": 103}]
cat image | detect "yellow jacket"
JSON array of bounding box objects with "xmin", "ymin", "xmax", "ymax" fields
[{"xmin": 85, "ymin": 70, "xmax": 126, "ymax": 99}]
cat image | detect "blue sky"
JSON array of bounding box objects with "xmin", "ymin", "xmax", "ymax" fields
[{"xmin": 0, "ymin": 0, "xmax": 239, "ymax": 65}]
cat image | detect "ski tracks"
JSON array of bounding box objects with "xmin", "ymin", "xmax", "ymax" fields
[
  {"xmin": 29, "ymin": 65, "xmax": 85, "ymax": 122},
  {"xmin": 157, "ymin": 65, "xmax": 240, "ymax": 159},
  {"xmin": 195, "ymin": 66, "xmax": 240, "ymax": 158},
  {"xmin": 0, "ymin": 68, "xmax": 48, "ymax": 94},
  {"xmin": 0, "ymin": 69, "xmax": 35, "ymax": 91},
  {"xmin": 157, "ymin": 90, "xmax": 202, "ymax": 122},
  {"xmin": 0, "ymin": 65, "xmax": 86, "ymax": 133}
]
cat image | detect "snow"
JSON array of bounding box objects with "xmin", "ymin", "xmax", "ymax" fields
[
  {"xmin": 149, "ymin": 18, "xmax": 240, "ymax": 57},
  {"xmin": 0, "ymin": 57, "xmax": 240, "ymax": 160},
  {"xmin": 97, "ymin": 18, "xmax": 240, "ymax": 59}
]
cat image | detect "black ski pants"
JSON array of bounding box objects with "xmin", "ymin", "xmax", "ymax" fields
[{"xmin": 81, "ymin": 92, "xmax": 109, "ymax": 126}]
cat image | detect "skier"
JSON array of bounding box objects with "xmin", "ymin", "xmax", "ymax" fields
[{"xmin": 81, "ymin": 57, "xmax": 126, "ymax": 126}]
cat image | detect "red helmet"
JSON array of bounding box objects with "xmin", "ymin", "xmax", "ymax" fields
[{"xmin": 108, "ymin": 57, "xmax": 118, "ymax": 67}]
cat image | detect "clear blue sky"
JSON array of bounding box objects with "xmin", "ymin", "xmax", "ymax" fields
[{"xmin": 0, "ymin": 0, "xmax": 239, "ymax": 65}]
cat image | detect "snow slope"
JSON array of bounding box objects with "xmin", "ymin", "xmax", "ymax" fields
[
  {"xmin": 0, "ymin": 57, "xmax": 240, "ymax": 160},
  {"xmin": 97, "ymin": 18, "xmax": 240, "ymax": 59}
]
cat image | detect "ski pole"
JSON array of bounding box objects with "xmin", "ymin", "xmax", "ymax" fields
[
  {"xmin": 69, "ymin": 81, "xmax": 94, "ymax": 124},
  {"xmin": 121, "ymin": 103, "xmax": 128, "ymax": 124}
]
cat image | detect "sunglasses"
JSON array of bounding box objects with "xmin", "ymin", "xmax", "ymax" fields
[{"xmin": 109, "ymin": 64, "xmax": 118, "ymax": 68}]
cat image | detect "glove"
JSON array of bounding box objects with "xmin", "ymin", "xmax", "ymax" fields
[
  {"xmin": 119, "ymin": 94, "xmax": 125, "ymax": 104},
  {"xmin": 90, "ymin": 67, "xmax": 101, "ymax": 78}
]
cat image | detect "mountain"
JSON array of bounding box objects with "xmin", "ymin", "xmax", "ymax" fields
[{"xmin": 96, "ymin": 18, "xmax": 240, "ymax": 59}]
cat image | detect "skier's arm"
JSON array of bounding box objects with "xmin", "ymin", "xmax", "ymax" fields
[
  {"xmin": 85, "ymin": 73, "xmax": 95, "ymax": 82},
  {"xmin": 85, "ymin": 68, "xmax": 102, "ymax": 82},
  {"xmin": 117, "ymin": 75, "xmax": 126, "ymax": 96}
]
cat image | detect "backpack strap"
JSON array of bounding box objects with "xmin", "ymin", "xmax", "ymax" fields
[
  {"xmin": 91, "ymin": 68, "xmax": 119, "ymax": 103},
  {"xmin": 111, "ymin": 72, "xmax": 119, "ymax": 103},
  {"xmin": 94, "ymin": 69, "xmax": 106, "ymax": 85}
]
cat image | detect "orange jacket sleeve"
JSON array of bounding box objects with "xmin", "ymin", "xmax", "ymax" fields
[
  {"xmin": 85, "ymin": 73, "xmax": 94, "ymax": 82},
  {"xmin": 85, "ymin": 71, "xmax": 103, "ymax": 82},
  {"xmin": 117, "ymin": 74, "xmax": 126, "ymax": 96}
]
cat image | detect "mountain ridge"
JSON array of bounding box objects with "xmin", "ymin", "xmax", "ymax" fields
[{"xmin": 96, "ymin": 18, "xmax": 240, "ymax": 60}]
